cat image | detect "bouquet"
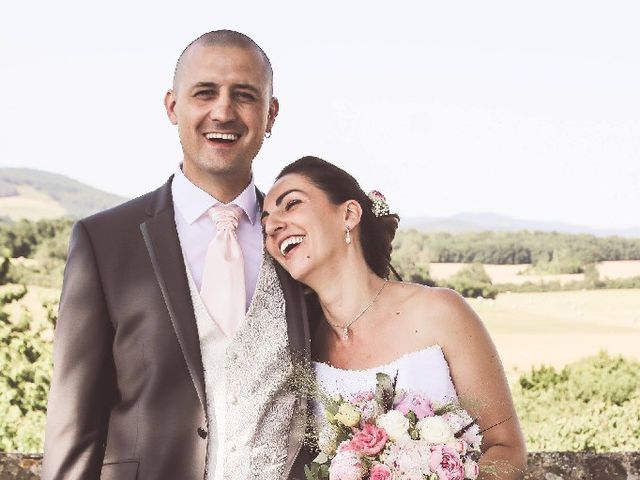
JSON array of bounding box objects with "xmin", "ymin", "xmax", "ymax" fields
[{"xmin": 305, "ymin": 372, "xmax": 482, "ymax": 480}]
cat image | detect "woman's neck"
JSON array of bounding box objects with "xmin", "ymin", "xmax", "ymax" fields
[{"xmin": 307, "ymin": 254, "xmax": 385, "ymax": 329}]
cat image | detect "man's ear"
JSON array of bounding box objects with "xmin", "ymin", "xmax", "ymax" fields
[
  {"xmin": 164, "ymin": 90, "xmax": 178, "ymax": 125},
  {"xmin": 344, "ymin": 200, "xmax": 363, "ymax": 230},
  {"xmin": 266, "ymin": 97, "xmax": 279, "ymax": 133}
]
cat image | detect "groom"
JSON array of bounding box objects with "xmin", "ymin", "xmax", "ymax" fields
[{"xmin": 42, "ymin": 30, "xmax": 311, "ymax": 480}]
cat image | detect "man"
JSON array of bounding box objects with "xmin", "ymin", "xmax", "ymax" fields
[{"xmin": 42, "ymin": 30, "xmax": 311, "ymax": 480}]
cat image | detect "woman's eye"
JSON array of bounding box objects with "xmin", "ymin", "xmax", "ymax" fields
[{"xmin": 285, "ymin": 199, "xmax": 301, "ymax": 211}]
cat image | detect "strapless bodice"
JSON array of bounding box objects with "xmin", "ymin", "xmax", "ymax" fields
[{"xmin": 313, "ymin": 344, "xmax": 457, "ymax": 406}]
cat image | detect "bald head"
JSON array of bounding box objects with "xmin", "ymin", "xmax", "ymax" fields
[{"xmin": 173, "ymin": 30, "xmax": 273, "ymax": 95}]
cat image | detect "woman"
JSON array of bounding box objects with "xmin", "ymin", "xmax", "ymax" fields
[{"xmin": 261, "ymin": 156, "xmax": 527, "ymax": 479}]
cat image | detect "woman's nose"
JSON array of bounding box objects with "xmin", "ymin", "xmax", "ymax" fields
[{"xmin": 264, "ymin": 212, "xmax": 285, "ymax": 237}]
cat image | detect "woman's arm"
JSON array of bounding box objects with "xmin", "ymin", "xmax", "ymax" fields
[{"xmin": 419, "ymin": 287, "xmax": 527, "ymax": 479}]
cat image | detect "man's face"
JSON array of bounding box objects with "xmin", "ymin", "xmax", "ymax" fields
[{"xmin": 165, "ymin": 44, "xmax": 278, "ymax": 186}]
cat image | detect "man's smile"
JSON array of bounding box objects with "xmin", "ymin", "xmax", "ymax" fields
[{"xmin": 203, "ymin": 131, "xmax": 240, "ymax": 145}]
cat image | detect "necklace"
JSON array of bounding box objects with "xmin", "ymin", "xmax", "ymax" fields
[{"xmin": 325, "ymin": 279, "xmax": 388, "ymax": 341}]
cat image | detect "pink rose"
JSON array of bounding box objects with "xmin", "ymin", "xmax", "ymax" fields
[
  {"xmin": 337, "ymin": 440, "xmax": 357, "ymax": 453},
  {"xmin": 394, "ymin": 392, "xmax": 434, "ymax": 419},
  {"xmin": 329, "ymin": 450, "xmax": 365, "ymax": 480},
  {"xmin": 348, "ymin": 423, "xmax": 388, "ymax": 456},
  {"xmin": 349, "ymin": 391, "xmax": 382, "ymax": 424},
  {"xmin": 464, "ymin": 460, "xmax": 480, "ymax": 479},
  {"xmin": 429, "ymin": 445, "xmax": 464, "ymax": 480},
  {"xmin": 369, "ymin": 463, "xmax": 392, "ymax": 480},
  {"xmin": 451, "ymin": 439, "xmax": 468, "ymax": 455}
]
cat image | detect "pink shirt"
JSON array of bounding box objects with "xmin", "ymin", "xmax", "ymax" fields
[{"xmin": 171, "ymin": 168, "xmax": 263, "ymax": 310}]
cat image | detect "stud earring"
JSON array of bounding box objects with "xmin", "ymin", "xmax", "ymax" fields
[{"xmin": 345, "ymin": 226, "xmax": 351, "ymax": 244}]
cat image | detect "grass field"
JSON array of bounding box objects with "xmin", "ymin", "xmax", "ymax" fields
[
  {"xmin": 468, "ymin": 289, "xmax": 640, "ymax": 379},
  {"xmin": 0, "ymin": 185, "xmax": 67, "ymax": 221},
  {"xmin": 597, "ymin": 260, "xmax": 640, "ymax": 280}
]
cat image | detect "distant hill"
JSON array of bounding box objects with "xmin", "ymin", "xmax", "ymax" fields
[
  {"xmin": 0, "ymin": 168, "xmax": 128, "ymax": 221},
  {"xmin": 401, "ymin": 212, "xmax": 640, "ymax": 238}
]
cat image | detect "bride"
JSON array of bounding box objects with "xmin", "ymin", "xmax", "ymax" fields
[{"xmin": 261, "ymin": 156, "xmax": 527, "ymax": 479}]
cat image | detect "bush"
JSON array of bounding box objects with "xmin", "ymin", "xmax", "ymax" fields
[
  {"xmin": 6, "ymin": 259, "xmax": 65, "ymax": 289},
  {"xmin": 513, "ymin": 352, "xmax": 640, "ymax": 452},
  {"xmin": 444, "ymin": 263, "xmax": 498, "ymax": 299},
  {"xmin": 529, "ymin": 257, "xmax": 584, "ymax": 275}
]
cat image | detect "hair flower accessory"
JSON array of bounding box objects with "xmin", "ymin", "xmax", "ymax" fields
[{"xmin": 368, "ymin": 190, "xmax": 390, "ymax": 217}]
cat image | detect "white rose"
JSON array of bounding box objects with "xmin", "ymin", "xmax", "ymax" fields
[
  {"xmin": 376, "ymin": 410, "xmax": 410, "ymax": 442},
  {"xmin": 416, "ymin": 416, "xmax": 454, "ymax": 444}
]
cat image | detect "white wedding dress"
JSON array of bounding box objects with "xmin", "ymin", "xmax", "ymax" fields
[{"xmin": 313, "ymin": 344, "xmax": 458, "ymax": 406}]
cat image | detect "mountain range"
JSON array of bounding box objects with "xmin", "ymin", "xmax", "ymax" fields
[
  {"xmin": 1, "ymin": 167, "xmax": 638, "ymax": 238},
  {"xmin": 401, "ymin": 212, "xmax": 640, "ymax": 238},
  {"xmin": 0, "ymin": 168, "xmax": 127, "ymax": 221}
]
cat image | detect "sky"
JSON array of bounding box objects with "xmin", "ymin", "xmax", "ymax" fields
[{"xmin": 2, "ymin": 0, "xmax": 639, "ymax": 229}]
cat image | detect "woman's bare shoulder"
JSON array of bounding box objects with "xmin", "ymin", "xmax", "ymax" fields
[
  {"xmin": 393, "ymin": 283, "xmax": 468, "ymax": 315},
  {"xmin": 391, "ymin": 283, "xmax": 483, "ymax": 335}
]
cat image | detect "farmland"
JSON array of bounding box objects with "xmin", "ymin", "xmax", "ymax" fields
[{"xmin": 467, "ymin": 289, "xmax": 640, "ymax": 379}]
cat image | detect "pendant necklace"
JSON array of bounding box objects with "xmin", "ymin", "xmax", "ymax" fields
[{"xmin": 326, "ymin": 279, "xmax": 388, "ymax": 341}]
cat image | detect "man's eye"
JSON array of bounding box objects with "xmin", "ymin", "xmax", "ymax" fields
[
  {"xmin": 237, "ymin": 91, "xmax": 256, "ymax": 101},
  {"xmin": 285, "ymin": 199, "xmax": 301, "ymax": 210},
  {"xmin": 195, "ymin": 90, "xmax": 215, "ymax": 97}
]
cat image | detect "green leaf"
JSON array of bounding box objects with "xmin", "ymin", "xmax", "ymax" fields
[
  {"xmin": 407, "ymin": 410, "xmax": 418, "ymax": 428},
  {"xmin": 313, "ymin": 452, "xmax": 329, "ymax": 464},
  {"xmin": 303, "ymin": 464, "xmax": 315, "ymax": 480},
  {"xmin": 319, "ymin": 464, "xmax": 330, "ymax": 480},
  {"xmin": 375, "ymin": 371, "xmax": 397, "ymax": 412}
]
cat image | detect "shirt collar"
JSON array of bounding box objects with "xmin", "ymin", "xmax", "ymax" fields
[{"xmin": 172, "ymin": 168, "xmax": 259, "ymax": 225}]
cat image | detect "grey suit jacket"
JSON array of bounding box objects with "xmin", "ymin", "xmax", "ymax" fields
[{"xmin": 42, "ymin": 176, "xmax": 312, "ymax": 480}]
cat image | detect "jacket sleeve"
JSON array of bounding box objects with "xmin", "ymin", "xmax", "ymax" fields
[{"xmin": 41, "ymin": 220, "xmax": 115, "ymax": 480}]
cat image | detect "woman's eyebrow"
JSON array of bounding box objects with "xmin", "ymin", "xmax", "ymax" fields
[{"xmin": 261, "ymin": 189, "xmax": 305, "ymax": 221}]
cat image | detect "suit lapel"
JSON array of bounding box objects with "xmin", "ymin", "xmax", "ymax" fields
[{"xmin": 140, "ymin": 177, "xmax": 206, "ymax": 411}]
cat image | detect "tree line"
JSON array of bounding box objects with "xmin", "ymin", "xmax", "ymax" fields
[{"xmin": 393, "ymin": 230, "xmax": 640, "ymax": 265}]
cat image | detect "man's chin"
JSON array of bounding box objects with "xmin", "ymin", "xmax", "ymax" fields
[{"xmin": 190, "ymin": 157, "xmax": 251, "ymax": 178}]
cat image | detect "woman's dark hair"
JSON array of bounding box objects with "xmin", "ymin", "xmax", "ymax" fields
[{"xmin": 276, "ymin": 156, "xmax": 400, "ymax": 279}]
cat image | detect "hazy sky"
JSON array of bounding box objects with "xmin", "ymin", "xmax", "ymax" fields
[{"xmin": 2, "ymin": 0, "xmax": 639, "ymax": 228}]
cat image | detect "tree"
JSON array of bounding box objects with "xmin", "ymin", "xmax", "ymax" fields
[{"xmin": 0, "ymin": 287, "xmax": 55, "ymax": 452}]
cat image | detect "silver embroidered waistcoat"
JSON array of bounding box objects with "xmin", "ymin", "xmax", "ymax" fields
[{"xmin": 185, "ymin": 253, "xmax": 296, "ymax": 480}]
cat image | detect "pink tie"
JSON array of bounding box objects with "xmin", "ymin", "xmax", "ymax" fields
[{"xmin": 200, "ymin": 204, "xmax": 246, "ymax": 338}]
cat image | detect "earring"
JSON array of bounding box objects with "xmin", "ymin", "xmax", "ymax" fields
[
  {"xmin": 265, "ymin": 131, "xmax": 272, "ymax": 138},
  {"xmin": 345, "ymin": 226, "xmax": 351, "ymax": 244}
]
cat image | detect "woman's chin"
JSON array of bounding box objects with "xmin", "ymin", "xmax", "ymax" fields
[
  {"xmin": 286, "ymin": 262, "xmax": 312, "ymax": 285},
  {"xmin": 288, "ymin": 267, "xmax": 307, "ymax": 283}
]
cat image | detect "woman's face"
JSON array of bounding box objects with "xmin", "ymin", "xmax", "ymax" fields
[{"xmin": 262, "ymin": 173, "xmax": 349, "ymax": 283}]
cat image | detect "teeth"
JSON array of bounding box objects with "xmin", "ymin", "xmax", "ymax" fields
[
  {"xmin": 279, "ymin": 235, "xmax": 305, "ymax": 256},
  {"xmin": 205, "ymin": 132, "xmax": 239, "ymax": 141}
]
